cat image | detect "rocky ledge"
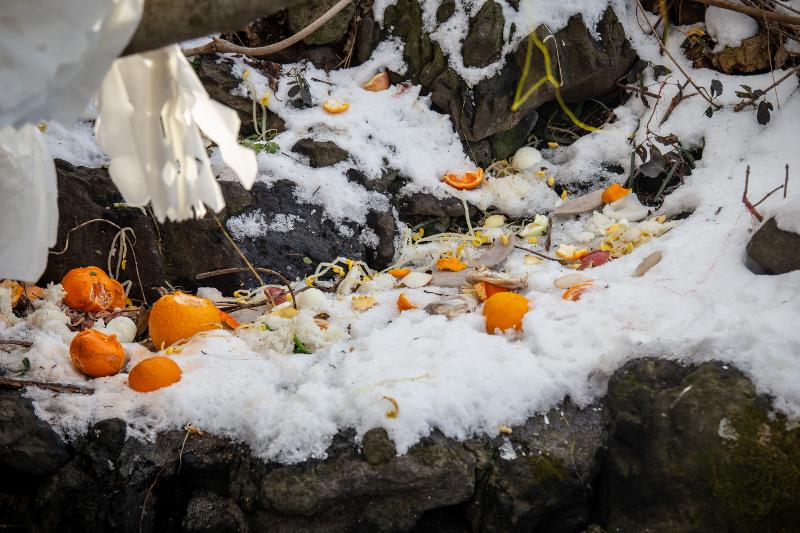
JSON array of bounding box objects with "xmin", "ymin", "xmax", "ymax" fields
[{"xmin": 1, "ymin": 358, "xmax": 798, "ymax": 532}]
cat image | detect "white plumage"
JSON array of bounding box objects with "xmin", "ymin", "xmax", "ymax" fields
[{"xmin": 0, "ymin": 0, "xmax": 257, "ymax": 281}]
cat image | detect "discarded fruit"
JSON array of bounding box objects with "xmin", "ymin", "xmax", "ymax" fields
[
  {"xmin": 555, "ymin": 245, "xmax": 590, "ymax": 262},
  {"xmin": 400, "ymin": 271, "xmax": 432, "ymax": 288},
  {"xmin": 443, "ymin": 168, "xmax": 484, "ymax": 190},
  {"xmin": 148, "ymin": 292, "xmax": 222, "ymax": 349},
  {"xmin": 553, "ymin": 273, "xmax": 592, "ymax": 289},
  {"xmin": 0, "ymin": 280, "xmax": 23, "ymax": 307},
  {"xmin": 511, "ymin": 146, "xmax": 542, "ymax": 171},
  {"xmin": 474, "ymin": 281, "xmax": 510, "ymax": 302},
  {"xmin": 100, "ymin": 316, "xmax": 137, "ymax": 343},
  {"xmin": 577, "ymin": 250, "xmax": 611, "ymax": 270},
  {"xmin": 362, "ymin": 71, "xmax": 390, "ymax": 92},
  {"xmin": 352, "ymin": 295, "xmax": 378, "ymax": 311},
  {"xmin": 219, "ymin": 310, "xmax": 240, "ymax": 330},
  {"xmin": 389, "ymin": 268, "xmax": 411, "ymax": 279},
  {"xmin": 397, "ymin": 293, "xmax": 417, "ymax": 311},
  {"xmin": 61, "ymin": 266, "xmax": 126, "ymax": 313},
  {"xmin": 601, "ymin": 183, "xmax": 632, "ymax": 204},
  {"xmin": 483, "ymin": 214, "xmax": 506, "ymax": 228},
  {"xmin": 436, "ymin": 257, "xmax": 467, "ymax": 272},
  {"xmin": 562, "ymin": 281, "xmax": 593, "ymax": 301},
  {"xmin": 295, "ymin": 288, "xmax": 328, "ymax": 310},
  {"xmin": 322, "ymin": 99, "xmax": 349, "ymax": 113},
  {"xmin": 483, "ymin": 292, "xmax": 529, "ymax": 334},
  {"xmin": 70, "ymin": 329, "xmax": 125, "ymax": 378},
  {"xmin": 128, "ymin": 356, "xmax": 182, "ymax": 392}
]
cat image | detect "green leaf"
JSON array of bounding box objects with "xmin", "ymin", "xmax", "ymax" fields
[{"xmin": 293, "ymin": 336, "xmax": 312, "ymax": 354}]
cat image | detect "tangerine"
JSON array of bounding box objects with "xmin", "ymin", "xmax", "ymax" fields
[
  {"xmin": 70, "ymin": 329, "xmax": 125, "ymax": 378},
  {"xmin": 442, "ymin": 168, "xmax": 484, "ymax": 190},
  {"xmin": 601, "ymin": 183, "xmax": 632, "ymax": 204},
  {"xmin": 483, "ymin": 292, "xmax": 529, "ymax": 334},
  {"xmin": 61, "ymin": 267, "xmax": 126, "ymax": 313},
  {"xmin": 148, "ymin": 292, "xmax": 222, "ymax": 349},
  {"xmin": 128, "ymin": 356, "xmax": 182, "ymax": 392}
]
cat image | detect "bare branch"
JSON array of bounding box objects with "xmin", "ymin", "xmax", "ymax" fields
[
  {"xmin": 124, "ymin": 0, "xmax": 310, "ymax": 56},
  {"xmin": 691, "ymin": 0, "xmax": 800, "ymax": 26}
]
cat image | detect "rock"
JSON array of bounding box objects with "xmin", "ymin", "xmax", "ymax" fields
[
  {"xmin": 40, "ymin": 161, "xmax": 394, "ymax": 299},
  {"xmin": 288, "ymin": 0, "xmax": 357, "ymax": 46},
  {"xmin": 291, "ymin": 138, "xmax": 350, "ymax": 167},
  {"xmin": 196, "ymin": 56, "xmax": 284, "ymax": 137},
  {"xmin": 462, "ymin": 1, "xmax": 505, "ymax": 68},
  {"xmin": 746, "ymin": 217, "xmax": 800, "ymax": 274},
  {"xmin": 345, "ymin": 166, "xmax": 401, "ymax": 193},
  {"xmin": 602, "ymin": 358, "xmax": 800, "ymax": 532},
  {"xmin": 361, "ymin": 428, "xmax": 397, "ymax": 465},
  {"xmin": 0, "ymin": 390, "xmax": 69, "ymax": 477},
  {"xmin": 398, "ymin": 192, "xmax": 480, "ymax": 220},
  {"xmin": 642, "ymin": 0, "xmax": 706, "ymax": 24},
  {"xmin": 468, "ymin": 400, "xmax": 607, "ymax": 532},
  {"xmin": 183, "ymin": 491, "xmax": 250, "ymax": 533},
  {"xmin": 385, "ymin": 3, "xmax": 637, "ymax": 161}
]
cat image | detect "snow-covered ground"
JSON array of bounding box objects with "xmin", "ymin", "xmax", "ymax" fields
[{"xmin": 4, "ymin": 0, "xmax": 800, "ymax": 463}]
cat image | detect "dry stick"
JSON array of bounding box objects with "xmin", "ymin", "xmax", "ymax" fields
[
  {"xmin": 0, "ymin": 377, "xmax": 93, "ymax": 395},
  {"xmin": 211, "ymin": 214, "xmax": 266, "ymax": 287},
  {"xmin": 742, "ymin": 166, "xmax": 765, "ymax": 222},
  {"xmin": 183, "ymin": 0, "xmax": 354, "ymax": 56},
  {"xmin": 785, "ymin": 164, "xmax": 790, "ymax": 198},
  {"xmin": 637, "ymin": 0, "xmax": 721, "ymax": 110},
  {"xmin": 691, "ymin": 0, "xmax": 800, "ymax": 25},
  {"xmin": 618, "ymin": 83, "xmax": 663, "ymax": 99},
  {"xmin": 513, "ymin": 245, "xmax": 563, "ymax": 263},
  {"xmin": 733, "ymin": 65, "xmax": 800, "ymax": 111},
  {"xmin": 0, "ymin": 339, "xmax": 33, "ymax": 348},
  {"xmin": 196, "ymin": 267, "xmax": 298, "ymax": 309},
  {"xmin": 752, "ymin": 184, "xmax": 785, "ymax": 208}
]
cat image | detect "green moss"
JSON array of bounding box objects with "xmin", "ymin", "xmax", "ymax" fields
[
  {"xmin": 527, "ymin": 455, "xmax": 568, "ymax": 486},
  {"xmin": 706, "ymin": 407, "xmax": 800, "ymax": 532}
]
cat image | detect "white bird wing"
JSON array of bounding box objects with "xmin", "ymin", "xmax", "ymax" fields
[
  {"xmin": 96, "ymin": 45, "xmax": 257, "ymax": 223},
  {"xmin": 0, "ymin": 125, "xmax": 58, "ymax": 282},
  {"xmin": 0, "ymin": 0, "xmax": 143, "ymax": 129}
]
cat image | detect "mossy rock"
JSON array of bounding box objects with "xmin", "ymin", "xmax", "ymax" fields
[{"xmin": 287, "ymin": 0, "xmax": 357, "ymax": 46}]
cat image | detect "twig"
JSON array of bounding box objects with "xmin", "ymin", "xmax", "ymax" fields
[
  {"xmin": 184, "ymin": 0, "xmax": 354, "ymax": 56},
  {"xmin": 211, "ymin": 214, "xmax": 265, "ymax": 287},
  {"xmin": 0, "ymin": 339, "xmax": 33, "ymax": 348},
  {"xmin": 0, "ymin": 377, "xmax": 93, "ymax": 395},
  {"xmin": 742, "ymin": 166, "xmax": 765, "ymax": 222},
  {"xmin": 692, "ymin": 0, "xmax": 800, "ymax": 25},
  {"xmin": 785, "ymin": 164, "xmax": 789, "ymax": 198},
  {"xmin": 752, "ymin": 184, "xmax": 784, "ymax": 207},
  {"xmin": 733, "ymin": 65, "xmax": 800, "ymax": 111},
  {"xmin": 637, "ymin": 1, "xmax": 721, "ymax": 110},
  {"xmin": 618, "ymin": 83, "xmax": 662, "ymax": 99},
  {"xmin": 196, "ymin": 267, "xmax": 298, "ymax": 309},
  {"xmin": 513, "ymin": 245, "xmax": 563, "ymax": 263}
]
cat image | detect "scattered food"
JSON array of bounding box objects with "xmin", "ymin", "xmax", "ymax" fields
[
  {"xmin": 61, "ymin": 266, "xmax": 125, "ymax": 313},
  {"xmin": 351, "ymin": 295, "xmax": 378, "ymax": 311},
  {"xmin": 322, "ymin": 99, "xmax": 349, "ymax": 114},
  {"xmin": 577, "ymin": 250, "xmax": 612, "ymax": 270},
  {"xmin": 388, "ymin": 268, "xmax": 411, "ymax": 279},
  {"xmin": 70, "ymin": 329, "xmax": 125, "ymax": 378},
  {"xmin": 148, "ymin": 292, "xmax": 222, "ymax": 349},
  {"xmin": 474, "ymin": 281, "xmax": 510, "ymax": 302},
  {"xmin": 552, "ymin": 190, "xmax": 604, "ymax": 216},
  {"xmin": 511, "ymin": 146, "xmax": 543, "ymax": 171},
  {"xmin": 555, "ymin": 244, "xmax": 590, "ymax": 262},
  {"xmin": 634, "ymin": 251, "xmax": 663, "ymax": 278},
  {"xmin": 128, "ymin": 356, "xmax": 182, "ymax": 392},
  {"xmin": 397, "ymin": 293, "xmax": 417, "ymax": 311},
  {"xmin": 554, "ymin": 273, "xmax": 592, "ymax": 289},
  {"xmin": 400, "ymin": 271, "xmax": 432, "ymax": 289},
  {"xmin": 442, "ymin": 168, "xmax": 484, "ymax": 190},
  {"xmin": 601, "ymin": 183, "xmax": 632, "ymax": 204},
  {"xmin": 436, "ymin": 257, "xmax": 467, "ymax": 272},
  {"xmin": 483, "ymin": 292, "xmax": 529, "ymax": 334},
  {"xmin": 362, "ymin": 71, "xmax": 390, "ymax": 92},
  {"xmin": 562, "ymin": 281, "xmax": 593, "ymax": 302},
  {"xmin": 95, "ymin": 316, "xmax": 137, "ymax": 343}
]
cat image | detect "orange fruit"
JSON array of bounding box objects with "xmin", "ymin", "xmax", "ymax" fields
[
  {"xmin": 436, "ymin": 257, "xmax": 467, "ymax": 272},
  {"xmin": 0, "ymin": 280, "xmax": 23, "ymax": 307},
  {"xmin": 562, "ymin": 281, "xmax": 593, "ymax": 301},
  {"xmin": 601, "ymin": 183, "xmax": 632, "ymax": 204},
  {"xmin": 61, "ymin": 267, "xmax": 126, "ymax": 313},
  {"xmin": 397, "ymin": 293, "xmax": 417, "ymax": 311},
  {"xmin": 362, "ymin": 72, "xmax": 390, "ymax": 92},
  {"xmin": 128, "ymin": 356, "xmax": 182, "ymax": 392},
  {"xmin": 443, "ymin": 168, "xmax": 484, "ymax": 190},
  {"xmin": 70, "ymin": 329, "xmax": 125, "ymax": 378},
  {"xmin": 148, "ymin": 292, "xmax": 222, "ymax": 349},
  {"xmin": 219, "ymin": 310, "xmax": 240, "ymax": 330},
  {"xmin": 474, "ymin": 281, "xmax": 510, "ymax": 302},
  {"xmin": 322, "ymin": 99, "xmax": 349, "ymax": 114},
  {"xmin": 483, "ymin": 292, "xmax": 529, "ymax": 334},
  {"xmin": 389, "ymin": 268, "xmax": 412, "ymax": 279}
]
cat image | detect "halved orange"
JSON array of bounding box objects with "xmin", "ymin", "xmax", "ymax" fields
[
  {"xmin": 443, "ymin": 168, "xmax": 484, "ymax": 190},
  {"xmin": 322, "ymin": 99, "xmax": 349, "ymax": 114}
]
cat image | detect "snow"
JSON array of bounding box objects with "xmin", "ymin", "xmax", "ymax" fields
[
  {"xmin": 3, "ymin": 1, "xmax": 800, "ymax": 464},
  {"xmin": 705, "ymin": 4, "xmax": 759, "ymax": 52},
  {"xmin": 773, "ymin": 196, "xmax": 800, "ymax": 234},
  {"xmin": 226, "ymin": 210, "xmax": 302, "ymax": 240},
  {"xmin": 43, "ymin": 119, "xmax": 108, "ymax": 168}
]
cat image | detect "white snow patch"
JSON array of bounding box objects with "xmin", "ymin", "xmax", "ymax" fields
[
  {"xmin": 227, "ymin": 210, "xmax": 302, "ymax": 240},
  {"xmin": 706, "ymin": 4, "xmax": 759, "ymax": 52}
]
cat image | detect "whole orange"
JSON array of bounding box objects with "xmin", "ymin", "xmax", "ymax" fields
[
  {"xmin": 70, "ymin": 329, "xmax": 125, "ymax": 378},
  {"xmin": 62, "ymin": 267, "xmax": 126, "ymax": 313},
  {"xmin": 148, "ymin": 292, "xmax": 222, "ymax": 349},
  {"xmin": 128, "ymin": 356, "xmax": 182, "ymax": 392},
  {"xmin": 483, "ymin": 292, "xmax": 530, "ymax": 334}
]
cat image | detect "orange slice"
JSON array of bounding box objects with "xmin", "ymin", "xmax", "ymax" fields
[
  {"xmin": 443, "ymin": 168, "xmax": 484, "ymax": 190},
  {"xmin": 322, "ymin": 99, "xmax": 349, "ymax": 114},
  {"xmin": 397, "ymin": 293, "xmax": 417, "ymax": 311}
]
